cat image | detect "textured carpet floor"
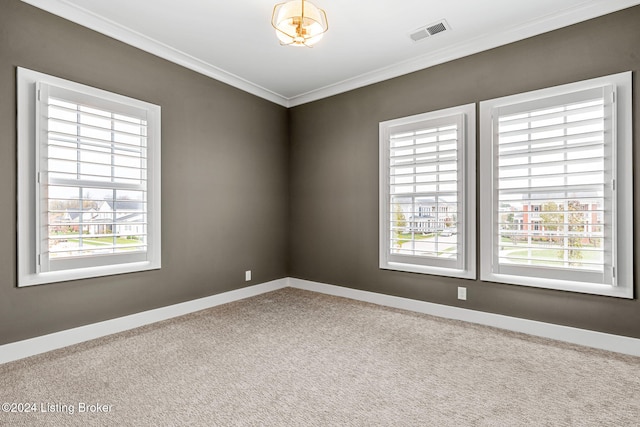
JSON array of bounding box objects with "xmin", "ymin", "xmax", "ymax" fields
[{"xmin": 1, "ymin": 287, "xmax": 639, "ymax": 426}]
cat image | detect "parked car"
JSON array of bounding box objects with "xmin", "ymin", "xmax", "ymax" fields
[{"xmin": 440, "ymin": 228, "xmax": 457, "ymax": 237}]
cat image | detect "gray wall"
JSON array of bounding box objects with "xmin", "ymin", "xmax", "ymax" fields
[
  {"xmin": 2, "ymin": 1, "xmax": 639, "ymax": 347},
  {"xmin": 289, "ymin": 6, "xmax": 640, "ymax": 339},
  {"xmin": 0, "ymin": 0, "xmax": 289, "ymax": 345}
]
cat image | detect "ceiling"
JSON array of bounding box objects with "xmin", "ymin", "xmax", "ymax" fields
[{"xmin": 21, "ymin": 0, "xmax": 640, "ymax": 107}]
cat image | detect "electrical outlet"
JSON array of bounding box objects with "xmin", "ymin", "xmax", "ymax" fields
[
  {"xmin": 457, "ymin": 286, "xmax": 467, "ymax": 301},
  {"xmin": 245, "ymin": 270, "xmax": 251, "ymax": 282}
]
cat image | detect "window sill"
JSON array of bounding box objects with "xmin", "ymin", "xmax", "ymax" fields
[
  {"xmin": 18, "ymin": 260, "xmax": 161, "ymax": 287},
  {"xmin": 381, "ymin": 261, "xmax": 476, "ymax": 280},
  {"xmin": 480, "ymin": 272, "xmax": 633, "ymax": 299}
]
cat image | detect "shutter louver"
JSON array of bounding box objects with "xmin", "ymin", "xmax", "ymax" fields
[
  {"xmin": 492, "ymin": 86, "xmax": 613, "ymax": 285},
  {"xmin": 41, "ymin": 84, "xmax": 149, "ymax": 267},
  {"xmin": 387, "ymin": 115, "xmax": 463, "ymax": 268}
]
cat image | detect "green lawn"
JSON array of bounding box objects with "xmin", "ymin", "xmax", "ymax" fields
[
  {"xmin": 66, "ymin": 236, "xmax": 140, "ymax": 246},
  {"xmin": 508, "ymin": 248, "xmax": 601, "ymax": 264},
  {"xmin": 395, "ymin": 232, "xmax": 436, "ymax": 242}
]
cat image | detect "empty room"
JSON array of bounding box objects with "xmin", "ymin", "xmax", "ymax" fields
[{"xmin": 1, "ymin": 0, "xmax": 640, "ymax": 425}]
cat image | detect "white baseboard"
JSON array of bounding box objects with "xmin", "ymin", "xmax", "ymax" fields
[
  {"xmin": 2, "ymin": 276, "xmax": 638, "ymax": 365},
  {"xmin": 289, "ymin": 278, "xmax": 640, "ymax": 357},
  {"xmin": 0, "ymin": 278, "xmax": 288, "ymax": 365}
]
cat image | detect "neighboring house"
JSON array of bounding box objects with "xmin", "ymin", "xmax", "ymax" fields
[
  {"xmin": 60, "ymin": 208, "xmax": 103, "ymax": 235},
  {"xmin": 61, "ymin": 200, "xmax": 144, "ymax": 236},
  {"xmin": 499, "ymin": 197, "xmax": 603, "ymax": 243},
  {"xmin": 401, "ymin": 197, "xmax": 456, "ymax": 234}
]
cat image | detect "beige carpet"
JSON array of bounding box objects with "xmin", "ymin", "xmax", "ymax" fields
[{"xmin": 1, "ymin": 287, "xmax": 639, "ymax": 426}]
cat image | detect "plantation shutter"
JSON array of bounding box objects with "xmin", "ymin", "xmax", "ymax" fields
[
  {"xmin": 386, "ymin": 114, "xmax": 464, "ymax": 270},
  {"xmin": 37, "ymin": 82, "xmax": 149, "ymax": 272},
  {"xmin": 491, "ymin": 85, "xmax": 615, "ymax": 285}
]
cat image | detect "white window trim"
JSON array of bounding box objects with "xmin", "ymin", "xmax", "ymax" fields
[
  {"xmin": 479, "ymin": 72, "xmax": 633, "ymax": 299},
  {"xmin": 379, "ymin": 104, "xmax": 476, "ymax": 279},
  {"xmin": 17, "ymin": 67, "xmax": 162, "ymax": 287}
]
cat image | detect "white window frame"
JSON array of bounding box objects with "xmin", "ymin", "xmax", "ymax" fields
[
  {"xmin": 479, "ymin": 72, "xmax": 633, "ymax": 298},
  {"xmin": 379, "ymin": 104, "xmax": 476, "ymax": 279},
  {"xmin": 17, "ymin": 67, "xmax": 161, "ymax": 287}
]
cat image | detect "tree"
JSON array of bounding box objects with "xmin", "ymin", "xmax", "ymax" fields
[
  {"xmin": 394, "ymin": 203, "xmax": 407, "ymax": 229},
  {"xmin": 540, "ymin": 201, "xmax": 563, "ymax": 244},
  {"xmin": 540, "ymin": 201, "xmax": 563, "ymax": 232},
  {"xmin": 539, "ymin": 201, "xmax": 584, "ymax": 264},
  {"xmin": 566, "ymin": 200, "xmax": 585, "ymax": 265},
  {"xmin": 82, "ymin": 192, "xmax": 98, "ymax": 210},
  {"xmin": 393, "ymin": 203, "xmax": 407, "ymax": 248},
  {"xmin": 506, "ymin": 212, "xmax": 515, "ymax": 224}
]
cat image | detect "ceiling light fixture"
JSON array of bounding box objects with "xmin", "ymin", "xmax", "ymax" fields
[{"xmin": 271, "ymin": 0, "xmax": 328, "ymax": 47}]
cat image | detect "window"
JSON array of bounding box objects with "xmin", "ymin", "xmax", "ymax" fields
[
  {"xmin": 379, "ymin": 104, "xmax": 476, "ymax": 279},
  {"xmin": 17, "ymin": 68, "xmax": 161, "ymax": 286},
  {"xmin": 479, "ymin": 72, "xmax": 632, "ymax": 298}
]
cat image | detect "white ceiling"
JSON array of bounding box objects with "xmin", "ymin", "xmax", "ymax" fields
[{"xmin": 21, "ymin": 0, "xmax": 640, "ymax": 107}]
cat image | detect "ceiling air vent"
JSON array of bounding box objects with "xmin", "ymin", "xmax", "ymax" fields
[{"xmin": 409, "ymin": 19, "xmax": 450, "ymax": 42}]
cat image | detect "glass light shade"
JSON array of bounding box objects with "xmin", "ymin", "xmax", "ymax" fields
[{"xmin": 272, "ymin": 0, "xmax": 328, "ymax": 47}]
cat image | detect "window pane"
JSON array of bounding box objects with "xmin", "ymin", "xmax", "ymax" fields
[
  {"xmin": 17, "ymin": 67, "xmax": 161, "ymax": 286},
  {"xmin": 389, "ymin": 121, "xmax": 460, "ymax": 261},
  {"xmin": 480, "ymin": 73, "xmax": 634, "ymax": 298},
  {"xmin": 45, "ymin": 93, "xmax": 149, "ymax": 261},
  {"xmin": 47, "ymin": 186, "xmax": 147, "ymax": 259},
  {"xmin": 496, "ymin": 98, "xmax": 607, "ymax": 274},
  {"xmin": 380, "ymin": 104, "xmax": 475, "ymax": 279}
]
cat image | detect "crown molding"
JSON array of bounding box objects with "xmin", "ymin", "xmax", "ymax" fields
[
  {"xmin": 286, "ymin": 0, "xmax": 640, "ymax": 106},
  {"xmin": 20, "ymin": 0, "xmax": 640, "ymax": 108},
  {"xmin": 19, "ymin": 0, "xmax": 290, "ymax": 107}
]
